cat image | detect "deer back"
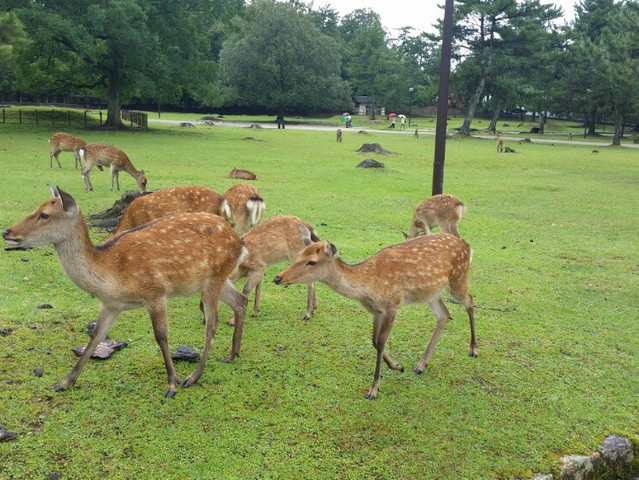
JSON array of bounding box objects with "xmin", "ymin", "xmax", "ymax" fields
[
  {"xmin": 49, "ymin": 132, "xmax": 86, "ymax": 153},
  {"xmin": 228, "ymin": 168, "xmax": 257, "ymax": 180}
]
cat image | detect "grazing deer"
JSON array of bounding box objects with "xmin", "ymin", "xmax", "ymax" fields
[
  {"xmin": 223, "ymin": 183, "xmax": 265, "ymax": 235},
  {"xmin": 2, "ymin": 186, "xmax": 248, "ymax": 398},
  {"xmin": 228, "ymin": 167, "xmax": 257, "ymax": 181},
  {"xmin": 49, "ymin": 132, "xmax": 87, "ymax": 169},
  {"xmin": 274, "ymin": 233, "xmax": 476, "ymax": 399},
  {"xmin": 336, "ymin": 128, "xmax": 342, "ymax": 142},
  {"xmin": 226, "ymin": 215, "xmax": 320, "ymax": 325},
  {"xmin": 113, "ymin": 186, "xmax": 231, "ymax": 235},
  {"xmin": 80, "ymin": 143, "xmax": 147, "ymax": 192},
  {"xmin": 404, "ymin": 194, "xmax": 466, "ymax": 239}
]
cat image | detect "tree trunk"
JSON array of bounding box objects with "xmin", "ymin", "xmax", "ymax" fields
[
  {"xmin": 588, "ymin": 107, "xmax": 597, "ymax": 135},
  {"xmin": 369, "ymin": 96, "xmax": 376, "ymax": 120},
  {"xmin": 459, "ymin": 75, "xmax": 486, "ymax": 135},
  {"xmin": 104, "ymin": 74, "xmax": 125, "ymax": 128},
  {"xmin": 488, "ymin": 98, "xmax": 504, "ymax": 132},
  {"xmin": 538, "ymin": 111, "xmax": 546, "ymax": 134},
  {"xmin": 612, "ymin": 107, "xmax": 623, "ymax": 146}
]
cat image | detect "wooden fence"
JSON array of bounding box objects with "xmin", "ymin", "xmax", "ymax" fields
[
  {"xmin": 0, "ymin": 108, "xmax": 103, "ymax": 128},
  {"xmin": 121, "ymin": 110, "xmax": 148, "ymax": 128}
]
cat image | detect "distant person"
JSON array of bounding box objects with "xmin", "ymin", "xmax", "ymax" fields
[
  {"xmin": 276, "ymin": 113, "xmax": 285, "ymax": 129},
  {"xmin": 390, "ymin": 116, "xmax": 396, "ymax": 129},
  {"xmin": 400, "ymin": 116, "xmax": 406, "ymax": 130},
  {"xmin": 345, "ymin": 114, "xmax": 352, "ymax": 128}
]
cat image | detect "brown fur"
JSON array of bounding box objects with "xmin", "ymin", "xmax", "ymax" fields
[
  {"xmin": 274, "ymin": 234, "xmax": 476, "ymax": 399},
  {"xmin": 49, "ymin": 132, "xmax": 87, "ymax": 169},
  {"xmin": 414, "ymin": 128, "xmax": 419, "ymax": 139},
  {"xmin": 114, "ymin": 186, "xmax": 230, "ymax": 235},
  {"xmin": 3, "ymin": 186, "xmax": 247, "ymax": 397},
  {"xmin": 227, "ymin": 215, "xmax": 319, "ymax": 324},
  {"xmin": 497, "ymin": 137, "xmax": 504, "ymax": 153},
  {"xmin": 223, "ymin": 183, "xmax": 265, "ymax": 235},
  {"xmin": 336, "ymin": 128, "xmax": 342, "ymax": 142},
  {"xmin": 80, "ymin": 143, "xmax": 147, "ymax": 192},
  {"xmin": 406, "ymin": 194, "xmax": 466, "ymax": 239},
  {"xmin": 228, "ymin": 167, "xmax": 257, "ymax": 181}
]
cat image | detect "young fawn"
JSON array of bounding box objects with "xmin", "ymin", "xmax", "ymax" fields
[
  {"xmin": 113, "ymin": 186, "xmax": 231, "ymax": 236},
  {"xmin": 223, "ymin": 183, "xmax": 265, "ymax": 235},
  {"xmin": 80, "ymin": 143, "xmax": 147, "ymax": 192},
  {"xmin": 49, "ymin": 132, "xmax": 87, "ymax": 169},
  {"xmin": 3, "ymin": 186, "xmax": 248, "ymax": 398},
  {"xmin": 226, "ymin": 215, "xmax": 320, "ymax": 325},
  {"xmin": 274, "ymin": 232, "xmax": 476, "ymax": 400},
  {"xmin": 405, "ymin": 194, "xmax": 466, "ymax": 239}
]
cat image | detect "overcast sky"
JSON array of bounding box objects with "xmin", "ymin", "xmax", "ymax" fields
[{"xmin": 321, "ymin": 0, "xmax": 578, "ymax": 35}]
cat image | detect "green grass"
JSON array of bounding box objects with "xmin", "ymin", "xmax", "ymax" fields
[{"xmin": 1, "ymin": 121, "xmax": 638, "ymax": 479}]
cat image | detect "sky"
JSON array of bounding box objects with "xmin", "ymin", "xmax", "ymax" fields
[{"xmin": 322, "ymin": 0, "xmax": 578, "ymax": 35}]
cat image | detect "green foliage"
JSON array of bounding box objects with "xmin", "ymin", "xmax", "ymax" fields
[{"xmin": 0, "ymin": 122, "xmax": 638, "ymax": 478}]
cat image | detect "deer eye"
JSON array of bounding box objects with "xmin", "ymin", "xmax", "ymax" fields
[
  {"xmin": 38, "ymin": 213, "xmax": 50, "ymax": 220},
  {"xmin": 306, "ymin": 261, "xmax": 317, "ymax": 266}
]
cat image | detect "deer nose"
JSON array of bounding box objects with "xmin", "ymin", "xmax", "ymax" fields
[
  {"xmin": 273, "ymin": 276, "xmax": 282, "ymax": 285},
  {"xmin": 2, "ymin": 229, "xmax": 10, "ymax": 239}
]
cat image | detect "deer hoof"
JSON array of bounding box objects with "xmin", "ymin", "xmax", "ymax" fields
[
  {"xmin": 180, "ymin": 379, "xmax": 193, "ymax": 388},
  {"xmin": 164, "ymin": 389, "xmax": 176, "ymax": 398},
  {"xmin": 302, "ymin": 315, "xmax": 310, "ymax": 321},
  {"xmin": 250, "ymin": 312, "xmax": 258, "ymax": 318},
  {"xmin": 53, "ymin": 384, "xmax": 66, "ymax": 392},
  {"xmin": 413, "ymin": 367, "xmax": 424, "ymax": 375},
  {"xmin": 364, "ymin": 393, "xmax": 377, "ymax": 400},
  {"xmin": 399, "ymin": 364, "xmax": 405, "ymax": 373},
  {"xmin": 226, "ymin": 321, "xmax": 235, "ymax": 327},
  {"xmin": 469, "ymin": 352, "xmax": 478, "ymax": 358}
]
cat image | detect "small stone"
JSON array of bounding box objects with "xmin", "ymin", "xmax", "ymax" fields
[
  {"xmin": 560, "ymin": 454, "xmax": 593, "ymax": 480},
  {"xmin": 27, "ymin": 324, "xmax": 37, "ymax": 329},
  {"xmin": 35, "ymin": 304, "xmax": 53, "ymax": 309},
  {"xmin": 0, "ymin": 329, "xmax": 11, "ymax": 336},
  {"xmin": 172, "ymin": 346, "xmax": 200, "ymax": 362},
  {"xmin": 598, "ymin": 434, "xmax": 634, "ymax": 467},
  {"xmin": 72, "ymin": 340, "xmax": 128, "ymax": 359},
  {"xmin": 0, "ymin": 426, "xmax": 18, "ymax": 442},
  {"xmin": 34, "ymin": 368, "xmax": 43, "ymax": 378},
  {"xmin": 87, "ymin": 320, "xmax": 98, "ymax": 337},
  {"xmin": 21, "ymin": 257, "xmax": 29, "ymax": 262},
  {"xmin": 46, "ymin": 474, "xmax": 60, "ymax": 480}
]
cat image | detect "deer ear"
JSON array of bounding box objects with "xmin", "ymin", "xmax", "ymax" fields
[
  {"xmin": 55, "ymin": 186, "xmax": 78, "ymax": 213},
  {"xmin": 299, "ymin": 224, "xmax": 313, "ymax": 246},
  {"xmin": 324, "ymin": 242, "xmax": 338, "ymax": 259},
  {"xmin": 48, "ymin": 184, "xmax": 60, "ymax": 198}
]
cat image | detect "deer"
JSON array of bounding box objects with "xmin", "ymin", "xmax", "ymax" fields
[
  {"xmin": 80, "ymin": 143, "xmax": 147, "ymax": 192},
  {"xmin": 404, "ymin": 194, "xmax": 466, "ymax": 239},
  {"xmin": 226, "ymin": 215, "xmax": 320, "ymax": 325},
  {"xmin": 228, "ymin": 167, "xmax": 257, "ymax": 181},
  {"xmin": 336, "ymin": 128, "xmax": 342, "ymax": 142},
  {"xmin": 49, "ymin": 132, "xmax": 87, "ymax": 169},
  {"xmin": 2, "ymin": 186, "xmax": 248, "ymax": 398},
  {"xmin": 414, "ymin": 128, "xmax": 419, "ymax": 139},
  {"xmin": 497, "ymin": 137, "xmax": 504, "ymax": 153},
  {"xmin": 274, "ymin": 232, "xmax": 476, "ymax": 400},
  {"xmin": 223, "ymin": 183, "xmax": 265, "ymax": 235},
  {"xmin": 113, "ymin": 186, "xmax": 231, "ymax": 236}
]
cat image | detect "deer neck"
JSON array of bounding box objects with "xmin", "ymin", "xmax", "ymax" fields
[{"xmin": 323, "ymin": 259, "xmax": 370, "ymax": 303}]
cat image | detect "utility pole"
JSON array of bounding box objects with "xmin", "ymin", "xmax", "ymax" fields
[{"xmin": 432, "ymin": 0, "xmax": 454, "ymax": 196}]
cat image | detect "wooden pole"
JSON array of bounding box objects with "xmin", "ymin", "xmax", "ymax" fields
[{"xmin": 432, "ymin": 0, "xmax": 454, "ymax": 196}]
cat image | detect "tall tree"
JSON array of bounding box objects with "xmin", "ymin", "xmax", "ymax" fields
[
  {"xmin": 11, "ymin": 0, "xmax": 239, "ymax": 127},
  {"xmin": 218, "ymin": 0, "xmax": 351, "ymax": 113}
]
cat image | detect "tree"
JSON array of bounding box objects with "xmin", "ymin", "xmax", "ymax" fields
[
  {"xmin": 0, "ymin": 12, "xmax": 25, "ymax": 98},
  {"xmin": 11, "ymin": 0, "xmax": 238, "ymax": 127},
  {"xmin": 218, "ymin": 0, "xmax": 351, "ymax": 113}
]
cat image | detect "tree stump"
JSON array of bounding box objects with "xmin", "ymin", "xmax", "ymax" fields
[
  {"xmin": 356, "ymin": 143, "xmax": 390, "ymax": 154},
  {"xmin": 88, "ymin": 190, "xmax": 153, "ymax": 231},
  {"xmin": 356, "ymin": 158, "xmax": 385, "ymax": 168}
]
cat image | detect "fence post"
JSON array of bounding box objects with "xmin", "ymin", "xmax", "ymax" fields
[
  {"xmin": 84, "ymin": 111, "xmax": 87, "ymax": 128},
  {"xmin": 35, "ymin": 109, "xmax": 38, "ymax": 125},
  {"xmin": 99, "ymin": 111, "xmax": 102, "ymax": 125},
  {"xmin": 2, "ymin": 109, "xmax": 4, "ymax": 124},
  {"xmin": 51, "ymin": 109, "xmax": 55, "ymax": 125},
  {"xmin": 19, "ymin": 109, "xmax": 22, "ymax": 124},
  {"xmin": 68, "ymin": 110, "xmax": 71, "ymax": 126}
]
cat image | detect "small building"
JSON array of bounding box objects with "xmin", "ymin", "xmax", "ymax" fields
[{"xmin": 354, "ymin": 96, "xmax": 385, "ymax": 116}]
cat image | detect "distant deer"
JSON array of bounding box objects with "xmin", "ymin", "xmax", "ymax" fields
[
  {"xmin": 497, "ymin": 137, "xmax": 504, "ymax": 153},
  {"xmin": 3, "ymin": 186, "xmax": 247, "ymax": 398},
  {"xmin": 49, "ymin": 132, "xmax": 87, "ymax": 169},
  {"xmin": 404, "ymin": 194, "xmax": 466, "ymax": 239},
  {"xmin": 226, "ymin": 215, "xmax": 320, "ymax": 325},
  {"xmin": 113, "ymin": 186, "xmax": 231, "ymax": 236},
  {"xmin": 80, "ymin": 143, "xmax": 147, "ymax": 192},
  {"xmin": 228, "ymin": 167, "xmax": 257, "ymax": 181},
  {"xmin": 223, "ymin": 183, "xmax": 265, "ymax": 235},
  {"xmin": 336, "ymin": 128, "xmax": 342, "ymax": 142},
  {"xmin": 414, "ymin": 128, "xmax": 419, "ymax": 139},
  {"xmin": 274, "ymin": 233, "xmax": 476, "ymax": 400}
]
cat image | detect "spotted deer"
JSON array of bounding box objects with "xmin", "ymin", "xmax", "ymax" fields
[
  {"xmin": 113, "ymin": 186, "xmax": 231, "ymax": 236},
  {"xmin": 80, "ymin": 143, "xmax": 147, "ymax": 192},
  {"xmin": 226, "ymin": 215, "xmax": 320, "ymax": 325},
  {"xmin": 49, "ymin": 132, "xmax": 87, "ymax": 169},
  {"xmin": 228, "ymin": 167, "xmax": 257, "ymax": 181},
  {"xmin": 404, "ymin": 194, "xmax": 466, "ymax": 239},
  {"xmin": 223, "ymin": 183, "xmax": 265, "ymax": 235},
  {"xmin": 2, "ymin": 186, "xmax": 248, "ymax": 398},
  {"xmin": 274, "ymin": 233, "xmax": 476, "ymax": 400}
]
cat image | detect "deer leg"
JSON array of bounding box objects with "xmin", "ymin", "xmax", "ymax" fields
[
  {"xmin": 366, "ymin": 312, "xmax": 398, "ymax": 400},
  {"xmin": 110, "ymin": 165, "xmax": 117, "ymax": 191},
  {"xmin": 415, "ymin": 298, "xmax": 451, "ymax": 374},
  {"xmin": 465, "ymin": 294, "xmax": 477, "ymax": 358},
  {"xmin": 250, "ymin": 276, "xmax": 262, "ymax": 317},
  {"xmin": 182, "ymin": 278, "xmax": 222, "ymax": 388},
  {"xmin": 146, "ymin": 298, "xmax": 179, "ymax": 398},
  {"xmin": 220, "ymin": 279, "xmax": 247, "ymax": 362},
  {"xmin": 449, "ymin": 222, "xmax": 461, "ymax": 238},
  {"xmin": 75, "ymin": 151, "xmax": 82, "ymax": 169},
  {"xmin": 304, "ymin": 282, "xmax": 316, "ymax": 320},
  {"xmin": 54, "ymin": 304, "xmax": 119, "ymax": 392},
  {"xmin": 81, "ymin": 165, "xmax": 93, "ymax": 191}
]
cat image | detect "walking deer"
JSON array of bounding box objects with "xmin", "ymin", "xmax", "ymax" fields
[
  {"xmin": 113, "ymin": 186, "xmax": 231, "ymax": 236},
  {"xmin": 49, "ymin": 132, "xmax": 87, "ymax": 169},
  {"xmin": 274, "ymin": 233, "xmax": 476, "ymax": 400},
  {"xmin": 228, "ymin": 167, "xmax": 257, "ymax": 181},
  {"xmin": 224, "ymin": 183, "xmax": 265, "ymax": 235},
  {"xmin": 404, "ymin": 194, "xmax": 466, "ymax": 239},
  {"xmin": 226, "ymin": 215, "xmax": 320, "ymax": 325},
  {"xmin": 80, "ymin": 143, "xmax": 147, "ymax": 192},
  {"xmin": 3, "ymin": 186, "xmax": 248, "ymax": 398}
]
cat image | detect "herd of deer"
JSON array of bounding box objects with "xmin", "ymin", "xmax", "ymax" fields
[{"xmin": 3, "ymin": 131, "xmax": 475, "ymax": 400}]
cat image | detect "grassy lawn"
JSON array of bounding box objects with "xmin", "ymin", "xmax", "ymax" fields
[{"xmin": 0, "ymin": 121, "xmax": 638, "ymax": 479}]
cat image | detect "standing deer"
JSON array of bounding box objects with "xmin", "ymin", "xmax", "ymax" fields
[
  {"xmin": 404, "ymin": 194, "xmax": 466, "ymax": 239},
  {"xmin": 336, "ymin": 128, "xmax": 342, "ymax": 142},
  {"xmin": 224, "ymin": 183, "xmax": 265, "ymax": 235},
  {"xmin": 2, "ymin": 186, "xmax": 248, "ymax": 398},
  {"xmin": 226, "ymin": 215, "xmax": 320, "ymax": 325},
  {"xmin": 80, "ymin": 143, "xmax": 147, "ymax": 192},
  {"xmin": 274, "ymin": 233, "xmax": 476, "ymax": 400},
  {"xmin": 113, "ymin": 186, "xmax": 231, "ymax": 235},
  {"xmin": 49, "ymin": 132, "xmax": 87, "ymax": 169}
]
